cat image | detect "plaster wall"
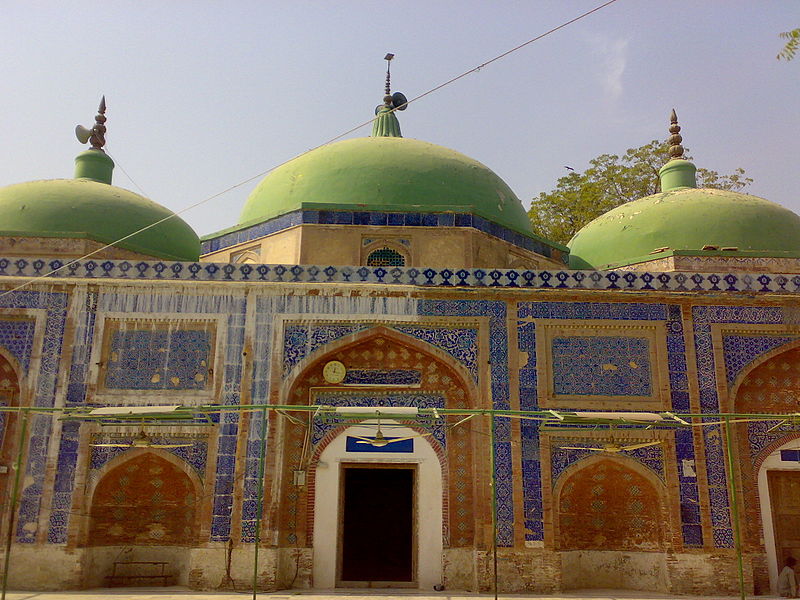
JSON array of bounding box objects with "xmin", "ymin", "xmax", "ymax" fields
[
  {"xmin": 2, "ymin": 546, "xmax": 83, "ymax": 590},
  {"xmin": 0, "ymin": 236, "xmax": 162, "ymax": 260},
  {"xmin": 311, "ymin": 421, "xmax": 443, "ymax": 589},
  {"xmin": 202, "ymin": 224, "xmax": 554, "ymax": 269},
  {"xmin": 560, "ymin": 550, "xmax": 668, "ymax": 592}
]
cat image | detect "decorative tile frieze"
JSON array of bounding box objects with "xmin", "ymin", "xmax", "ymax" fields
[{"xmin": 5, "ymin": 257, "xmax": 800, "ymax": 294}]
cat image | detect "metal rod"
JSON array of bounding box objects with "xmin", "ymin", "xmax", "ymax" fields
[
  {"xmin": 1, "ymin": 411, "xmax": 28, "ymax": 600},
  {"xmin": 723, "ymin": 416, "xmax": 746, "ymax": 600},
  {"xmin": 489, "ymin": 413, "xmax": 499, "ymax": 600},
  {"xmin": 252, "ymin": 407, "xmax": 269, "ymax": 600}
]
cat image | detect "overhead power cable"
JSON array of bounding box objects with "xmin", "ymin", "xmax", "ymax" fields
[{"xmin": 0, "ymin": 0, "xmax": 621, "ymax": 300}]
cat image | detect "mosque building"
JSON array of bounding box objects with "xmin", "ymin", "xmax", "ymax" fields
[{"xmin": 0, "ymin": 79, "xmax": 799, "ymax": 597}]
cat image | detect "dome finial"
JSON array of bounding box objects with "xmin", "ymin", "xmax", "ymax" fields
[
  {"xmin": 372, "ymin": 53, "xmax": 407, "ymax": 138},
  {"xmin": 74, "ymin": 96, "xmax": 114, "ymax": 184},
  {"xmin": 668, "ymin": 108, "xmax": 684, "ymax": 160},
  {"xmin": 384, "ymin": 53, "xmax": 394, "ymax": 98},
  {"xmin": 75, "ymin": 96, "xmax": 108, "ymax": 152},
  {"xmin": 658, "ymin": 108, "xmax": 697, "ymax": 191}
]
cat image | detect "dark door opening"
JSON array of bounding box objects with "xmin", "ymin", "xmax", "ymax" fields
[{"xmin": 340, "ymin": 466, "xmax": 414, "ymax": 585}]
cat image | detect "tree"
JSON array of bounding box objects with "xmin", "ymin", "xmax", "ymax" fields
[
  {"xmin": 777, "ymin": 28, "xmax": 799, "ymax": 61},
  {"xmin": 528, "ymin": 140, "xmax": 752, "ymax": 245}
]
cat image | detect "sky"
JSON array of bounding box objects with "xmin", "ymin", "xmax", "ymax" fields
[{"xmin": 1, "ymin": 1, "xmax": 798, "ymax": 240}]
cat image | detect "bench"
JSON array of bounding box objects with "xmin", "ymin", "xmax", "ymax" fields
[{"xmin": 104, "ymin": 561, "xmax": 173, "ymax": 587}]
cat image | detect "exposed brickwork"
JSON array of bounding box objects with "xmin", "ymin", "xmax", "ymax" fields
[
  {"xmin": 556, "ymin": 458, "xmax": 666, "ymax": 551},
  {"xmin": 89, "ymin": 452, "xmax": 199, "ymax": 546}
]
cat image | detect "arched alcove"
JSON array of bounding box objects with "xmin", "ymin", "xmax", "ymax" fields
[
  {"xmin": 554, "ymin": 455, "xmax": 670, "ymax": 592},
  {"xmin": 88, "ymin": 450, "xmax": 201, "ymax": 546}
]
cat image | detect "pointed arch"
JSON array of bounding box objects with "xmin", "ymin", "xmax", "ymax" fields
[
  {"xmin": 281, "ymin": 324, "xmax": 479, "ymax": 403},
  {"xmin": 728, "ymin": 338, "xmax": 800, "ymax": 411},
  {"xmin": 553, "ymin": 454, "xmax": 670, "ymax": 552},
  {"xmin": 266, "ymin": 323, "xmax": 482, "ymax": 558},
  {"xmin": 87, "ymin": 449, "xmax": 203, "ymax": 547}
]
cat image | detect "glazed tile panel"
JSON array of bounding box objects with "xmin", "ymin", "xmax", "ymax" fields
[
  {"xmin": 0, "ymin": 318, "xmax": 36, "ymax": 370},
  {"xmin": 104, "ymin": 329, "xmax": 212, "ymax": 390},
  {"xmin": 418, "ymin": 299, "xmax": 514, "ymax": 546},
  {"xmin": 551, "ymin": 336, "xmax": 652, "ymax": 397},
  {"xmin": 517, "ymin": 301, "xmax": 668, "ymax": 543},
  {"xmin": 0, "ymin": 291, "xmax": 67, "ymax": 543},
  {"xmin": 692, "ymin": 305, "xmax": 785, "ymax": 548}
]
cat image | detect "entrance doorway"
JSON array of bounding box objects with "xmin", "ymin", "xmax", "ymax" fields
[
  {"xmin": 768, "ymin": 471, "xmax": 800, "ymax": 565},
  {"xmin": 338, "ymin": 465, "xmax": 415, "ymax": 586}
]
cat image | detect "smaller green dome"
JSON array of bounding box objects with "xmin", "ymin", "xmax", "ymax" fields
[
  {"xmin": 0, "ymin": 178, "xmax": 200, "ymax": 261},
  {"xmin": 568, "ymin": 187, "xmax": 800, "ymax": 270}
]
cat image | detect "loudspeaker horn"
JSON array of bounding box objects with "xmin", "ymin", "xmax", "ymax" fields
[{"xmin": 75, "ymin": 125, "xmax": 92, "ymax": 144}]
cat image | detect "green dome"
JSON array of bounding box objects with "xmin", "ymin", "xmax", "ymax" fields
[
  {"xmin": 568, "ymin": 187, "xmax": 800, "ymax": 270},
  {"xmin": 239, "ymin": 136, "xmax": 534, "ymax": 236},
  {"xmin": 0, "ymin": 178, "xmax": 200, "ymax": 261}
]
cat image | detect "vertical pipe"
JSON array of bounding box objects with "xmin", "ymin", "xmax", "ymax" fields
[
  {"xmin": 252, "ymin": 408, "xmax": 269, "ymax": 600},
  {"xmin": 489, "ymin": 412, "xmax": 499, "ymax": 600},
  {"xmin": 723, "ymin": 416, "xmax": 746, "ymax": 600},
  {"xmin": 1, "ymin": 410, "xmax": 28, "ymax": 600}
]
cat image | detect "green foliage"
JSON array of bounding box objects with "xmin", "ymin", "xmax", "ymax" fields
[
  {"xmin": 528, "ymin": 140, "xmax": 752, "ymax": 245},
  {"xmin": 777, "ymin": 28, "xmax": 799, "ymax": 61}
]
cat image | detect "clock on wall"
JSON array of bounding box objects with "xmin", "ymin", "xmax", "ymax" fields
[{"xmin": 322, "ymin": 360, "xmax": 347, "ymax": 384}]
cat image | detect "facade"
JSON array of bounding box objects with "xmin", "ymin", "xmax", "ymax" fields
[{"xmin": 0, "ymin": 99, "xmax": 799, "ymax": 596}]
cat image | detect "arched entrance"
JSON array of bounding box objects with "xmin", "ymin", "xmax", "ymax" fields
[
  {"xmin": 0, "ymin": 351, "xmax": 22, "ymax": 542},
  {"xmin": 312, "ymin": 421, "xmax": 443, "ymax": 588},
  {"xmin": 272, "ymin": 326, "xmax": 480, "ymax": 589},
  {"xmin": 554, "ymin": 456, "xmax": 670, "ymax": 591},
  {"xmin": 731, "ymin": 344, "xmax": 800, "ymax": 594}
]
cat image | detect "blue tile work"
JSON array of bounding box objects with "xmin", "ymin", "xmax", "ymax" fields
[
  {"xmin": 81, "ymin": 291, "xmax": 248, "ymax": 543},
  {"xmin": 0, "ymin": 291, "xmax": 67, "ymax": 543},
  {"xmin": 283, "ymin": 323, "xmax": 370, "ymax": 376},
  {"xmin": 6, "ymin": 257, "xmax": 800, "ymax": 295},
  {"xmin": 311, "ymin": 391, "xmax": 446, "ymax": 448},
  {"xmin": 692, "ymin": 305, "xmax": 785, "ymax": 548},
  {"xmin": 416, "ymin": 299, "xmax": 515, "ymax": 546},
  {"xmin": 0, "ymin": 318, "xmax": 36, "ymax": 370},
  {"xmin": 240, "ymin": 409, "xmax": 267, "ymax": 543},
  {"xmin": 248, "ymin": 294, "xmax": 422, "ymax": 543},
  {"xmin": 343, "ymin": 369, "xmax": 422, "ymax": 385},
  {"xmin": 48, "ymin": 290, "xmax": 97, "ymax": 543},
  {"xmin": 393, "ymin": 326, "xmax": 479, "ymax": 382},
  {"xmin": 516, "ymin": 301, "xmax": 668, "ymax": 543},
  {"xmin": 551, "ymin": 336, "xmax": 652, "ymax": 397},
  {"xmin": 104, "ymin": 329, "xmax": 212, "ymax": 390},
  {"xmin": 88, "ymin": 436, "xmax": 209, "ymax": 475},
  {"xmin": 200, "ymin": 209, "xmax": 560, "ymax": 259},
  {"xmin": 551, "ymin": 443, "xmax": 665, "ymax": 484},
  {"xmin": 722, "ymin": 334, "xmax": 795, "ymax": 385},
  {"xmin": 664, "ymin": 305, "xmax": 702, "ymax": 546}
]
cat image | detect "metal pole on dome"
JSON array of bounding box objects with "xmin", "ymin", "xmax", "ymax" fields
[
  {"xmin": 723, "ymin": 416, "xmax": 747, "ymax": 600},
  {"xmin": 1, "ymin": 410, "xmax": 28, "ymax": 600},
  {"xmin": 252, "ymin": 407, "xmax": 269, "ymax": 600}
]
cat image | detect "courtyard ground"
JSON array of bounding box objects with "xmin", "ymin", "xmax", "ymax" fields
[{"xmin": 0, "ymin": 588, "xmax": 786, "ymax": 600}]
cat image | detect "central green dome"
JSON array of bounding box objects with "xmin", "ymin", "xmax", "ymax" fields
[{"xmin": 239, "ymin": 136, "xmax": 534, "ymax": 236}]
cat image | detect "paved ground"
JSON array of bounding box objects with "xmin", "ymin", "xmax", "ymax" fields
[{"xmin": 0, "ymin": 588, "xmax": 780, "ymax": 600}]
